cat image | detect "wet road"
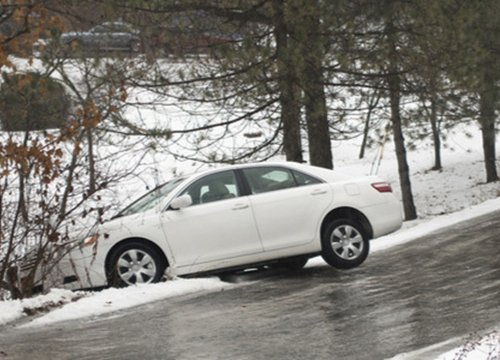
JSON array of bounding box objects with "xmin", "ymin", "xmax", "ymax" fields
[{"xmin": 0, "ymin": 210, "xmax": 499, "ymax": 360}]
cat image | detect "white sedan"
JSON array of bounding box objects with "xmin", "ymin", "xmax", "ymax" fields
[{"xmin": 48, "ymin": 162, "xmax": 402, "ymax": 289}]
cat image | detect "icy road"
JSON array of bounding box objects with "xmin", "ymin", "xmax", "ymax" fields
[{"xmin": 0, "ymin": 210, "xmax": 499, "ymax": 360}]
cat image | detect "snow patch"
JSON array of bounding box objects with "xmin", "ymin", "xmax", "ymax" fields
[
  {"xmin": 435, "ymin": 331, "xmax": 500, "ymax": 360},
  {"xmin": 371, "ymin": 197, "xmax": 500, "ymax": 253},
  {"xmin": 20, "ymin": 277, "xmax": 230, "ymax": 327},
  {"xmin": 0, "ymin": 289, "xmax": 84, "ymax": 326},
  {"xmin": 391, "ymin": 330, "xmax": 500, "ymax": 360}
]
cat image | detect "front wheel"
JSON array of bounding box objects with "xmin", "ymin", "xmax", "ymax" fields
[
  {"xmin": 108, "ymin": 241, "xmax": 166, "ymax": 287},
  {"xmin": 321, "ymin": 219, "xmax": 369, "ymax": 269}
]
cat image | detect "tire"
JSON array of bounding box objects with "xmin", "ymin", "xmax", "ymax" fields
[
  {"xmin": 321, "ymin": 218, "xmax": 369, "ymax": 269},
  {"xmin": 68, "ymin": 39, "xmax": 81, "ymax": 49},
  {"xmin": 276, "ymin": 256, "xmax": 309, "ymax": 271},
  {"xmin": 108, "ymin": 241, "xmax": 166, "ymax": 287},
  {"xmin": 130, "ymin": 40, "xmax": 142, "ymax": 52},
  {"xmin": 65, "ymin": 39, "xmax": 82, "ymax": 57}
]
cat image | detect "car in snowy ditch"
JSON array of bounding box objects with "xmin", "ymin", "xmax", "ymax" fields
[{"xmin": 39, "ymin": 162, "xmax": 403, "ymax": 290}]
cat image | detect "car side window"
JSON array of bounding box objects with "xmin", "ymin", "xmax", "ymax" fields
[
  {"xmin": 92, "ymin": 25, "xmax": 106, "ymax": 33},
  {"xmin": 292, "ymin": 170, "xmax": 322, "ymax": 186},
  {"xmin": 243, "ymin": 167, "xmax": 297, "ymax": 194},
  {"xmin": 181, "ymin": 170, "xmax": 239, "ymax": 205}
]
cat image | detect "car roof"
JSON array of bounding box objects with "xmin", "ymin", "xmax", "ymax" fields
[{"xmin": 185, "ymin": 161, "xmax": 337, "ymax": 181}]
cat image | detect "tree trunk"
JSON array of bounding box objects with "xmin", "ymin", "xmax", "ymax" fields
[
  {"xmin": 479, "ymin": 66, "xmax": 499, "ymax": 183},
  {"xmin": 300, "ymin": 0, "xmax": 333, "ymax": 169},
  {"xmin": 272, "ymin": 0, "xmax": 303, "ymax": 163},
  {"xmin": 389, "ymin": 84, "xmax": 417, "ymax": 220},
  {"xmin": 386, "ymin": 11, "xmax": 417, "ymax": 221},
  {"xmin": 303, "ymin": 62, "xmax": 332, "ymax": 169},
  {"xmin": 87, "ymin": 129, "xmax": 96, "ymax": 194},
  {"xmin": 429, "ymin": 91, "xmax": 442, "ymax": 171},
  {"xmin": 359, "ymin": 89, "xmax": 380, "ymax": 159}
]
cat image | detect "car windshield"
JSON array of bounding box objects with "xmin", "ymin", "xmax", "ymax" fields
[{"xmin": 114, "ymin": 177, "xmax": 185, "ymax": 218}]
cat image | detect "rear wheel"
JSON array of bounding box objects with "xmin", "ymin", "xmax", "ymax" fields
[
  {"xmin": 108, "ymin": 241, "xmax": 166, "ymax": 287},
  {"xmin": 321, "ymin": 218, "xmax": 369, "ymax": 269},
  {"xmin": 130, "ymin": 39, "xmax": 142, "ymax": 52}
]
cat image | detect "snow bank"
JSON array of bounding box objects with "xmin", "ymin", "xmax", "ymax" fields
[
  {"xmin": 436, "ymin": 331, "xmax": 500, "ymax": 360},
  {"xmin": 0, "ymin": 289, "xmax": 84, "ymax": 326},
  {"xmin": 0, "ymin": 277, "xmax": 229, "ymax": 328},
  {"xmin": 21, "ymin": 277, "xmax": 230, "ymax": 327},
  {"xmin": 391, "ymin": 330, "xmax": 500, "ymax": 360},
  {"xmin": 371, "ymin": 197, "xmax": 500, "ymax": 253}
]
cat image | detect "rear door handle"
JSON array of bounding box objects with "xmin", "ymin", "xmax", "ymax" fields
[
  {"xmin": 311, "ymin": 189, "xmax": 328, "ymax": 195},
  {"xmin": 232, "ymin": 203, "xmax": 249, "ymax": 210}
]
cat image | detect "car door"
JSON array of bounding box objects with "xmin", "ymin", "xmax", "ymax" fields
[
  {"xmin": 161, "ymin": 170, "xmax": 263, "ymax": 267},
  {"xmin": 92, "ymin": 24, "xmax": 115, "ymax": 50},
  {"xmin": 241, "ymin": 166, "xmax": 333, "ymax": 251},
  {"xmin": 107, "ymin": 24, "xmax": 129, "ymax": 49},
  {"xmin": 88, "ymin": 25, "xmax": 107, "ymax": 49}
]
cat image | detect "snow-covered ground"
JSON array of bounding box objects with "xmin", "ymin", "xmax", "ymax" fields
[
  {"xmin": 390, "ymin": 330, "xmax": 500, "ymax": 360},
  {"xmin": 435, "ymin": 331, "xmax": 500, "ymax": 360},
  {"xmin": 0, "ymin": 62, "xmax": 498, "ymax": 360}
]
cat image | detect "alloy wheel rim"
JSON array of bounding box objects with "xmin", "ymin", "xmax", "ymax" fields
[
  {"xmin": 117, "ymin": 249, "xmax": 157, "ymax": 285},
  {"xmin": 330, "ymin": 225, "xmax": 364, "ymax": 260}
]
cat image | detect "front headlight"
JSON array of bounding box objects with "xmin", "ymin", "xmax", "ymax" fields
[{"xmin": 82, "ymin": 234, "xmax": 99, "ymax": 247}]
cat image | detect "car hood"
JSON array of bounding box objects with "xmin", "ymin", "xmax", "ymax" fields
[{"xmin": 100, "ymin": 208, "xmax": 158, "ymax": 233}]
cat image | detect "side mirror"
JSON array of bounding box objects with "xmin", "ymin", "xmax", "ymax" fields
[{"xmin": 170, "ymin": 194, "xmax": 193, "ymax": 210}]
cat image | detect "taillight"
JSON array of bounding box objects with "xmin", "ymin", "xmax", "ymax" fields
[{"xmin": 371, "ymin": 182, "xmax": 393, "ymax": 193}]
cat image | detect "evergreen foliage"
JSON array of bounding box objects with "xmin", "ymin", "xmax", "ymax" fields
[{"xmin": 0, "ymin": 72, "xmax": 71, "ymax": 131}]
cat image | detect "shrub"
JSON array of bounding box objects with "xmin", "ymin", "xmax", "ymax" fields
[{"xmin": 0, "ymin": 72, "xmax": 71, "ymax": 131}]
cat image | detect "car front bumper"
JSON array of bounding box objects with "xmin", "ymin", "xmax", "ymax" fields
[{"xmin": 50, "ymin": 246, "xmax": 109, "ymax": 290}]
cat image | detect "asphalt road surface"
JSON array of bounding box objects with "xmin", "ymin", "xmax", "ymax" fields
[{"xmin": 0, "ymin": 210, "xmax": 499, "ymax": 360}]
